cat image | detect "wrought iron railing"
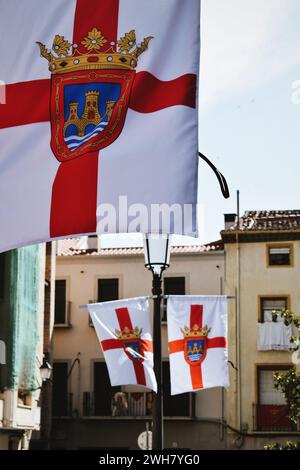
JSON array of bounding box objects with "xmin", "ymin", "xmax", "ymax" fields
[
  {"xmin": 252, "ymin": 403, "xmax": 295, "ymax": 432},
  {"xmin": 83, "ymin": 391, "xmax": 153, "ymax": 417}
]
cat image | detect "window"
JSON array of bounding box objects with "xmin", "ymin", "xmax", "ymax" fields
[
  {"xmin": 86, "ymin": 235, "xmax": 98, "ymax": 250},
  {"xmin": 0, "ymin": 253, "xmax": 5, "ymax": 300},
  {"xmin": 163, "ymin": 361, "xmax": 192, "ymax": 417},
  {"xmin": 258, "ymin": 368, "xmax": 287, "ymax": 405},
  {"xmin": 89, "ymin": 279, "xmax": 118, "ymax": 327},
  {"xmin": 255, "ymin": 365, "xmax": 293, "ymax": 431},
  {"xmin": 267, "ymin": 244, "xmax": 293, "ymax": 267},
  {"xmin": 94, "ymin": 362, "xmax": 120, "ymax": 416},
  {"xmin": 54, "ymin": 279, "xmax": 69, "ymax": 325},
  {"xmin": 92, "ymin": 362, "xmax": 192, "ymax": 418},
  {"xmin": 97, "ymin": 278, "xmax": 119, "ymax": 302},
  {"xmin": 52, "ymin": 362, "xmax": 68, "ymax": 416},
  {"xmin": 259, "ymin": 296, "xmax": 288, "ymax": 323},
  {"xmin": 163, "ymin": 277, "xmax": 185, "ymax": 321},
  {"xmin": 18, "ymin": 390, "xmax": 32, "ymax": 407}
]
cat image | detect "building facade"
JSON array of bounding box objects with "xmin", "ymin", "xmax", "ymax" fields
[
  {"xmin": 51, "ymin": 210, "xmax": 300, "ymax": 450},
  {"xmin": 51, "ymin": 238, "xmax": 226, "ymax": 450},
  {"xmin": 0, "ymin": 244, "xmax": 52, "ymax": 450},
  {"xmin": 222, "ymin": 210, "xmax": 300, "ymax": 449}
]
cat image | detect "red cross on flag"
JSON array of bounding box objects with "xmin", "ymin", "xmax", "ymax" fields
[
  {"xmin": 88, "ymin": 297, "xmax": 157, "ymax": 392},
  {"xmin": 0, "ymin": 0, "xmax": 200, "ymax": 253},
  {"xmin": 167, "ymin": 296, "xmax": 229, "ymax": 395}
]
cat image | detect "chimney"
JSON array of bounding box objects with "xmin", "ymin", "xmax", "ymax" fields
[{"xmin": 224, "ymin": 213, "xmax": 237, "ymax": 230}]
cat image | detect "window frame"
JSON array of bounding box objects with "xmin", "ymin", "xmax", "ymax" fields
[
  {"xmin": 258, "ymin": 295, "xmax": 290, "ymax": 323},
  {"xmin": 93, "ymin": 360, "xmax": 121, "ymax": 417},
  {"xmin": 54, "ymin": 278, "xmax": 71, "ymax": 327},
  {"xmin": 255, "ymin": 363, "xmax": 293, "ymax": 405},
  {"xmin": 162, "ymin": 275, "xmax": 186, "ymax": 322},
  {"xmin": 89, "ymin": 359, "xmax": 195, "ymax": 419},
  {"xmin": 52, "ymin": 360, "xmax": 70, "ymax": 417},
  {"xmin": 254, "ymin": 363, "xmax": 295, "ymax": 432},
  {"xmin": 94, "ymin": 275, "xmax": 122, "ymax": 303},
  {"xmin": 89, "ymin": 277, "xmax": 121, "ymax": 327},
  {"xmin": 97, "ymin": 277, "xmax": 120, "ymax": 303},
  {"xmin": 266, "ymin": 243, "xmax": 294, "ymax": 268}
]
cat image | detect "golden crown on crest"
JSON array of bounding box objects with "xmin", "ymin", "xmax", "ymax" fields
[
  {"xmin": 181, "ymin": 324, "xmax": 211, "ymax": 338},
  {"xmin": 37, "ymin": 28, "xmax": 153, "ymax": 74},
  {"xmin": 115, "ymin": 326, "xmax": 143, "ymax": 340}
]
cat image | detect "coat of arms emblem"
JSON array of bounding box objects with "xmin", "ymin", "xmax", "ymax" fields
[
  {"xmin": 115, "ymin": 325, "xmax": 144, "ymax": 364},
  {"xmin": 181, "ymin": 323, "xmax": 211, "ymax": 366},
  {"xmin": 37, "ymin": 28, "xmax": 152, "ymax": 162}
]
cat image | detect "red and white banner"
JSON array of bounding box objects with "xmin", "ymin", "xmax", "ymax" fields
[
  {"xmin": 88, "ymin": 297, "xmax": 157, "ymax": 391},
  {"xmin": 0, "ymin": 0, "xmax": 200, "ymax": 252},
  {"xmin": 167, "ymin": 296, "xmax": 229, "ymax": 395}
]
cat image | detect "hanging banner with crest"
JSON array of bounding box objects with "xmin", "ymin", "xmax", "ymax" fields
[
  {"xmin": 167, "ymin": 296, "xmax": 229, "ymax": 395},
  {"xmin": 88, "ymin": 297, "xmax": 157, "ymax": 391},
  {"xmin": 0, "ymin": 0, "xmax": 200, "ymax": 252}
]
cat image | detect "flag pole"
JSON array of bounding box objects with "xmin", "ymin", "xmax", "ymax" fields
[
  {"xmin": 143, "ymin": 234, "xmax": 171, "ymax": 450},
  {"xmin": 152, "ymin": 271, "xmax": 163, "ymax": 450},
  {"xmin": 79, "ymin": 296, "xmax": 236, "ymax": 309}
]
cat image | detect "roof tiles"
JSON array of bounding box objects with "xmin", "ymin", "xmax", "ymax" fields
[
  {"xmin": 224, "ymin": 210, "xmax": 300, "ymax": 232},
  {"xmin": 57, "ymin": 238, "xmax": 224, "ymax": 257}
]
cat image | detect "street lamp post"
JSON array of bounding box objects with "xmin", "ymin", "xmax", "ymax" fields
[
  {"xmin": 40, "ymin": 353, "xmax": 52, "ymax": 382},
  {"xmin": 144, "ymin": 234, "xmax": 170, "ymax": 450}
]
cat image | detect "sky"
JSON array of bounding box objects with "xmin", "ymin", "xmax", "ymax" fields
[{"xmin": 102, "ymin": 0, "xmax": 300, "ymax": 248}]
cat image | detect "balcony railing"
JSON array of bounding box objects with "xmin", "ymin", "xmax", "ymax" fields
[
  {"xmin": 83, "ymin": 391, "xmax": 152, "ymax": 417},
  {"xmin": 127, "ymin": 392, "xmax": 152, "ymax": 417},
  {"xmin": 253, "ymin": 404, "xmax": 295, "ymax": 432}
]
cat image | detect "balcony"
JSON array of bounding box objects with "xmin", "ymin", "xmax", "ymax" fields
[
  {"xmin": 82, "ymin": 389, "xmax": 193, "ymax": 419},
  {"xmin": 257, "ymin": 321, "xmax": 292, "ymax": 351},
  {"xmin": 253, "ymin": 404, "xmax": 295, "ymax": 432},
  {"xmin": 0, "ymin": 390, "xmax": 41, "ymax": 430},
  {"xmin": 83, "ymin": 391, "xmax": 152, "ymax": 418}
]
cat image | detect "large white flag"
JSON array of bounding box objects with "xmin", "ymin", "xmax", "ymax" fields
[
  {"xmin": 88, "ymin": 297, "xmax": 157, "ymax": 392},
  {"xmin": 0, "ymin": 0, "xmax": 200, "ymax": 252},
  {"xmin": 167, "ymin": 296, "xmax": 229, "ymax": 395}
]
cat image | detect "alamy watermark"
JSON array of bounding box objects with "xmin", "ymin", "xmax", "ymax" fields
[{"xmin": 97, "ymin": 196, "xmax": 197, "ymax": 235}]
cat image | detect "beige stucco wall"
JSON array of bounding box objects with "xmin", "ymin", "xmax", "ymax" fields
[
  {"xmin": 224, "ymin": 239, "xmax": 300, "ymax": 432},
  {"xmin": 54, "ymin": 251, "xmax": 225, "ymax": 420}
]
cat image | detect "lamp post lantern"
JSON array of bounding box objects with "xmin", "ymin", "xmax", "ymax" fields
[
  {"xmin": 40, "ymin": 353, "xmax": 52, "ymax": 382},
  {"xmin": 144, "ymin": 234, "xmax": 170, "ymax": 450}
]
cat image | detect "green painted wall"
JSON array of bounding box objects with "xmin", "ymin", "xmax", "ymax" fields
[{"xmin": 0, "ymin": 245, "xmax": 40, "ymax": 391}]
